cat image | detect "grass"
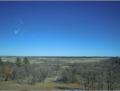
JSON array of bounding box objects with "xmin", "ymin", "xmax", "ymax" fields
[{"xmin": 0, "ymin": 81, "xmax": 80, "ymax": 90}]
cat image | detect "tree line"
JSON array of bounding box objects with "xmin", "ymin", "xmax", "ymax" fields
[
  {"xmin": 58, "ymin": 57, "xmax": 120, "ymax": 90},
  {"xmin": 0, "ymin": 57, "xmax": 120, "ymax": 90},
  {"xmin": 0, "ymin": 57, "xmax": 48, "ymax": 85}
]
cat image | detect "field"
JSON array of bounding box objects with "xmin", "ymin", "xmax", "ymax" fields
[
  {"xmin": 0, "ymin": 56, "xmax": 119, "ymax": 90},
  {"xmin": 0, "ymin": 81, "xmax": 81, "ymax": 90}
]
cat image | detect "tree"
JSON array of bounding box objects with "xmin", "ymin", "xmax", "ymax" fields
[
  {"xmin": 23, "ymin": 57, "xmax": 30, "ymax": 65},
  {"xmin": 60, "ymin": 66, "xmax": 78, "ymax": 83},
  {"xmin": 0, "ymin": 57, "xmax": 4, "ymax": 65},
  {"xmin": 16, "ymin": 57, "xmax": 22, "ymax": 67},
  {"xmin": 0, "ymin": 57, "xmax": 3, "ymax": 80},
  {"xmin": 28, "ymin": 65, "xmax": 48, "ymax": 85},
  {"xmin": 23, "ymin": 57, "xmax": 30, "ymax": 77},
  {"xmin": 2, "ymin": 65, "xmax": 13, "ymax": 81}
]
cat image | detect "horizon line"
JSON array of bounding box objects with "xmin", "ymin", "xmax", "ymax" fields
[{"xmin": 0, "ymin": 55, "xmax": 119, "ymax": 58}]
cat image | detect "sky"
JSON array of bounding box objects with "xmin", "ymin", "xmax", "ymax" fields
[{"xmin": 0, "ymin": 1, "xmax": 120, "ymax": 56}]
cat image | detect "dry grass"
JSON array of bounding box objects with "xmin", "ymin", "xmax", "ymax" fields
[{"xmin": 0, "ymin": 81, "xmax": 80, "ymax": 90}]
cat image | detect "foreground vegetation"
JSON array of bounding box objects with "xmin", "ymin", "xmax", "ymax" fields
[{"xmin": 0, "ymin": 56, "xmax": 120, "ymax": 90}]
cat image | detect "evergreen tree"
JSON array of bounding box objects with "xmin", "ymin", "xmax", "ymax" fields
[
  {"xmin": 23, "ymin": 57, "xmax": 30, "ymax": 77},
  {"xmin": 23, "ymin": 57, "xmax": 30, "ymax": 65},
  {"xmin": 16, "ymin": 57, "xmax": 22, "ymax": 67},
  {"xmin": 0, "ymin": 57, "xmax": 3, "ymax": 65}
]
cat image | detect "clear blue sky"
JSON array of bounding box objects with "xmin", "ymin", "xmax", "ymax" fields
[{"xmin": 0, "ymin": 1, "xmax": 120, "ymax": 56}]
